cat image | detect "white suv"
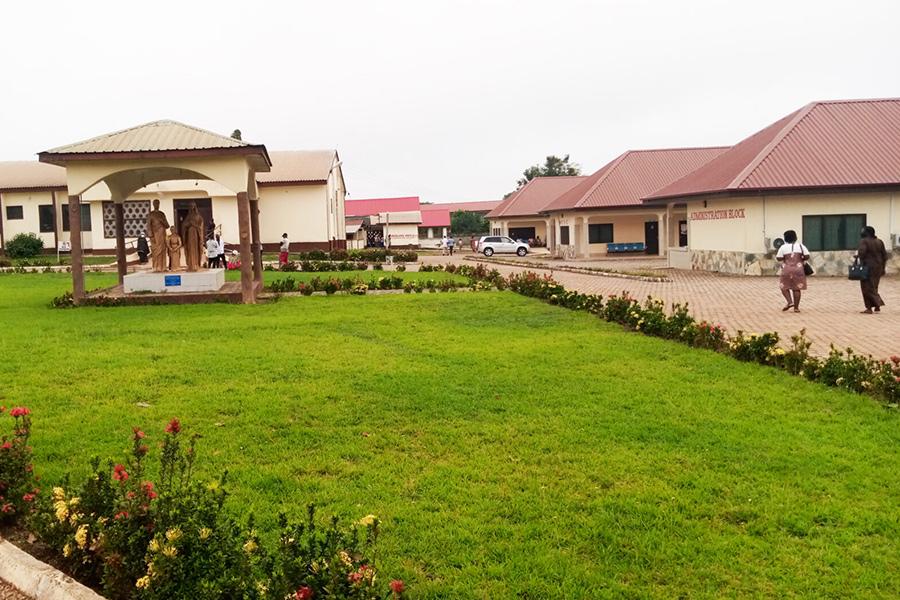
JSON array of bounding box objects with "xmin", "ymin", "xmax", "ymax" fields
[{"xmin": 477, "ymin": 236, "xmax": 529, "ymax": 257}]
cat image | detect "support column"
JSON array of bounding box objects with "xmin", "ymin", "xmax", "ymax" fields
[
  {"xmin": 51, "ymin": 191, "xmax": 59, "ymax": 254},
  {"xmin": 580, "ymin": 216, "xmax": 589, "ymax": 258},
  {"xmin": 114, "ymin": 201, "xmax": 127, "ymax": 283},
  {"xmin": 68, "ymin": 195, "xmax": 85, "ymax": 301},
  {"xmin": 249, "ymin": 197, "xmax": 262, "ymax": 283},
  {"xmin": 658, "ymin": 212, "xmax": 668, "ymax": 257},
  {"xmin": 236, "ymin": 192, "xmax": 255, "ymax": 304}
]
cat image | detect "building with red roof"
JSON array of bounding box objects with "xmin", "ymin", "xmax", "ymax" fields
[
  {"xmin": 486, "ymin": 176, "xmax": 587, "ymax": 245},
  {"xmin": 643, "ymin": 98, "xmax": 900, "ymax": 275}
]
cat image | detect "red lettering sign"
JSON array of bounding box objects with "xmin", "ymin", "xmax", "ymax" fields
[{"xmin": 690, "ymin": 208, "xmax": 745, "ymax": 220}]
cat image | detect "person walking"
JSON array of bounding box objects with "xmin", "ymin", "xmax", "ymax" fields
[
  {"xmin": 447, "ymin": 236, "xmax": 456, "ymax": 256},
  {"xmin": 856, "ymin": 226, "xmax": 889, "ymax": 314},
  {"xmin": 279, "ymin": 233, "xmax": 290, "ymax": 267},
  {"xmin": 775, "ymin": 230, "xmax": 810, "ymax": 312},
  {"xmin": 206, "ymin": 236, "xmax": 220, "ymax": 268},
  {"xmin": 216, "ymin": 234, "xmax": 226, "ymax": 270}
]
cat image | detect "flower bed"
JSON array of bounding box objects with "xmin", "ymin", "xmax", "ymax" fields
[
  {"xmin": 277, "ymin": 249, "xmax": 418, "ymax": 263},
  {"xmin": 266, "ymin": 274, "xmax": 476, "ymax": 295},
  {"xmin": 0, "ymin": 410, "xmax": 405, "ymax": 599},
  {"xmin": 463, "ymin": 255, "xmax": 670, "ymax": 281}
]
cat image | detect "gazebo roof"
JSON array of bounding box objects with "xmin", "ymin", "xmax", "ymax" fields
[{"xmin": 39, "ymin": 120, "xmax": 271, "ymax": 171}]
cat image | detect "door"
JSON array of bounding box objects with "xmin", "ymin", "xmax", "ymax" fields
[
  {"xmin": 499, "ymin": 236, "xmax": 516, "ymax": 252},
  {"xmin": 644, "ymin": 221, "xmax": 659, "ymax": 255},
  {"xmin": 174, "ymin": 199, "xmax": 214, "ymax": 238},
  {"xmin": 678, "ymin": 220, "xmax": 688, "ymax": 247}
]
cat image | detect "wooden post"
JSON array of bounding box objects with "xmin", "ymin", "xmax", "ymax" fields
[
  {"xmin": 236, "ymin": 192, "xmax": 255, "ymax": 303},
  {"xmin": 68, "ymin": 195, "xmax": 85, "ymax": 301},
  {"xmin": 249, "ymin": 197, "xmax": 262, "ymax": 283},
  {"xmin": 114, "ymin": 201, "xmax": 127, "ymax": 283}
]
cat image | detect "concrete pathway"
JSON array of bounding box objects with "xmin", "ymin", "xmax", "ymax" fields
[{"xmin": 420, "ymin": 252, "xmax": 900, "ymax": 360}]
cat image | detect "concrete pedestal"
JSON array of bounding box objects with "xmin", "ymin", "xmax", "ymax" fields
[{"xmin": 123, "ymin": 270, "xmax": 225, "ymax": 294}]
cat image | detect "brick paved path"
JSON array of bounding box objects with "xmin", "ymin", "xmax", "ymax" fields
[
  {"xmin": 420, "ymin": 252, "xmax": 900, "ymax": 359},
  {"xmin": 0, "ymin": 581, "xmax": 28, "ymax": 600}
]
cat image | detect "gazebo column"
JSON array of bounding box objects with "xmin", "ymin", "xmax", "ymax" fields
[
  {"xmin": 114, "ymin": 201, "xmax": 127, "ymax": 283},
  {"xmin": 68, "ymin": 195, "xmax": 85, "ymax": 301},
  {"xmin": 236, "ymin": 192, "xmax": 255, "ymax": 303},
  {"xmin": 249, "ymin": 197, "xmax": 262, "ymax": 283}
]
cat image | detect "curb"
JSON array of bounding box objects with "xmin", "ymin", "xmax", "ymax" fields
[
  {"xmin": 462, "ymin": 256, "xmax": 670, "ymax": 282},
  {"xmin": 0, "ymin": 538, "xmax": 104, "ymax": 600}
]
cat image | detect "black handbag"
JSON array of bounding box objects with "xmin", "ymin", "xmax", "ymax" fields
[
  {"xmin": 848, "ymin": 258, "xmax": 869, "ymax": 281},
  {"xmin": 803, "ymin": 262, "xmax": 814, "ymax": 276}
]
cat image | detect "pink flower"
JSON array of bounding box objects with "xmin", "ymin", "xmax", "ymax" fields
[
  {"xmin": 0, "ymin": 441, "xmax": 11, "ymax": 451},
  {"xmin": 142, "ymin": 481, "xmax": 158, "ymax": 500},
  {"xmin": 22, "ymin": 493, "xmax": 35, "ymax": 503},
  {"xmin": 347, "ymin": 571, "xmax": 363, "ymax": 584},
  {"xmin": 295, "ymin": 587, "xmax": 314, "ymax": 600},
  {"xmin": 1, "ymin": 503, "xmax": 13, "ymax": 514},
  {"xmin": 112, "ymin": 464, "xmax": 129, "ymax": 482},
  {"xmin": 390, "ymin": 579, "xmax": 405, "ymax": 594},
  {"xmin": 132, "ymin": 427, "xmax": 145, "ymax": 440},
  {"xmin": 165, "ymin": 419, "xmax": 181, "ymax": 434},
  {"xmin": 9, "ymin": 407, "xmax": 30, "ymax": 418},
  {"xmin": 114, "ymin": 510, "xmax": 129, "ymax": 520}
]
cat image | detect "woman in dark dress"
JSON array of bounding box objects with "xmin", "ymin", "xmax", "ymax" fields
[
  {"xmin": 776, "ymin": 230, "xmax": 810, "ymax": 312},
  {"xmin": 856, "ymin": 226, "xmax": 889, "ymax": 314}
]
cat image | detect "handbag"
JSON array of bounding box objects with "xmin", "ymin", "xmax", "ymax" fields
[
  {"xmin": 848, "ymin": 257, "xmax": 869, "ymax": 281},
  {"xmin": 803, "ymin": 262, "xmax": 814, "ymax": 276}
]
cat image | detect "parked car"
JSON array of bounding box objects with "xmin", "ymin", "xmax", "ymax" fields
[{"xmin": 476, "ymin": 236, "xmax": 529, "ymax": 257}]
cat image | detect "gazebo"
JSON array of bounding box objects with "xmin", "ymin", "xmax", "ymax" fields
[{"xmin": 38, "ymin": 120, "xmax": 271, "ymax": 304}]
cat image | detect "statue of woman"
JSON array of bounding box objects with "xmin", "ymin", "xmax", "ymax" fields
[
  {"xmin": 166, "ymin": 226, "xmax": 183, "ymax": 271},
  {"xmin": 181, "ymin": 204, "xmax": 205, "ymax": 272},
  {"xmin": 147, "ymin": 199, "xmax": 170, "ymax": 272}
]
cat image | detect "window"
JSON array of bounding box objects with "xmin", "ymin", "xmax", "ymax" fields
[
  {"xmin": 802, "ymin": 214, "xmax": 866, "ymax": 251},
  {"xmin": 38, "ymin": 204, "xmax": 55, "ymax": 233},
  {"xmin": 103, "ymin": 200, "xmax": 151, "ymax": 238},
  {"xmin": 588, "ymin": 223, "xmax": 614, "ymax": 244},
  {"xmin": 485, "ymin": 236, "xmax": 501, "ymax": 243},
  {"xmin": 62, "ymin": 204, "xmax": 93, "ymax": 232},
  {"xmin": 5, "ymin": 205, "xmax": 23, "ymax": 220},
  {"xmin": 560, "ymin": 226, "xmax": 570, "ymax": 245}
]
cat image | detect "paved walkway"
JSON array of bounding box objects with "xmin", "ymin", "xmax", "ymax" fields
[{"xmin": 420, "ymin": 252, "xmax": 899, "ymax": 359}]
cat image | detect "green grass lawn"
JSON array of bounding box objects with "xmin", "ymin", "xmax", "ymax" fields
[
  {"xmin": 225, "ymin": 270, "xmax": 470, "ymax": 285},
  {"xmin": 1, "ymin": 273, "xmax": 898, "ymax": 598}
]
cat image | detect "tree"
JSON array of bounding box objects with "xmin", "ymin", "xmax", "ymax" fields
[
  {"xmin": 230, "ymin": 129, "xmax": 242, "ymax": 140},
  {"xmin": 515, "ymin": 155, "xmax": 580, "ymax": 189},
  {"xmin": 450, "ymin": 210, "xmax": 489, "ymax": 235}
]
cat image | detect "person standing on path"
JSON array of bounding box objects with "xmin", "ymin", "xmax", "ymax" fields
[
  {"xmin": 856, "ymin": 226, "xmax": 889, "ymax": 314},
  {"xmin": 279, "ymin": 233, "xmax": 290, "ymax": 267},
  {"xmin": 775, "ymin": 229, "xmax": 810, "ymax": 313},
  {"xmin": 206, "ymin": 236, "xmax": 220, "ymax": 268},
  {"xmin": 216, "ymin": 234, "xmax": 226, "ymax": 270}
]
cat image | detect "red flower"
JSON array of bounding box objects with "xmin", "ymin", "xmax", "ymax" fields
[
  {"xmin": 390, "ymin": 579, "xmax": 405, "ymax": 594},
  {"xmin": 22, "ymin": 493, "xmax": 35, "ymax": 503},
  {"xmin": 1, "ymin": 503, "xmax": 13, "ymax": 514},
  {"xmin": 136, "ymin": 444, "xmax": 149, "ymax": 456},
  {"xmin": 114, "ymin": 510, "xmax": 129, "ymax": 520},
  {"xmin": 295, "ymin": 587, "xmax": 314, "ymax": 600},
  {"xmin": 132, "ymin": 427, "xmax": 145, "ymax": 440},
  {"xmin": 141, "ymin": 481, "xmax": 158, "ymax": 500},
  {"xmin": 347, "ymin": 571, "xmax": 363, "ymax": 584},
  {"xmin": 165, "ymin": 419, "xmax": 181, "ymax": 434},
  {"xmin": 126, "ymin": 491, "xmax": 136, "ymax": 500},
  {"xmin": 112, "ymin": 464, "xmax": 129, "ymax": 482},
  {"xmin": 9, "ymin": 407, "xmax": 30, "ymax": 418},
  {"xmin": 0, "ymin": 441, "xmax": 11, "ymax": 451},
  {"xmin": 890, "ymin": 355, "xmax": 899, "ymax": 365}
]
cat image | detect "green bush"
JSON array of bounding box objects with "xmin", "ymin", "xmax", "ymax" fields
[{"xmin": 5, "ymin": 233, "xmax": 44, "ymax": 259}]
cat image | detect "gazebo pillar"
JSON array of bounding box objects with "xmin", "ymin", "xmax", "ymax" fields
[
  {"xmin": 249, "ymin": 197, "xmax": 262, "ymax": 283},
  {"xmin": 236, "ymin": 192, "xmax": 255, "ymax": 303},
  {"xmin": 114, "ymin": 201, "xmax": 127, "ymax": 283},
  {"xmin": 68, "ymin": 195, "xmax": 85, "ymax": 301}
]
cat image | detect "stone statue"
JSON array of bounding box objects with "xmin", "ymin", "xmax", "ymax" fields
[
  {"xmin": 182, "ymin": 203, "xmax": 205, "ymax": 272},
  {"xmin": 166, "ymin": 226, "xmax": 183, "ymax": 271},
  {"xmin": 147, "ymin": 199, "xmax": 170, "ymax": 273}
]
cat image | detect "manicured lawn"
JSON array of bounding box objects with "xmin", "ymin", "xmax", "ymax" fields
[{"xmin": 1, "ymin": 273, "xmax": 898, "ymax": 598}]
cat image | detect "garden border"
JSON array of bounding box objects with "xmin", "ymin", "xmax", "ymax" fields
[
  {"xmin": 0, "ymin": 537, "xmax": 104, "ymax": 600},
  {"xmin": 463, "ymin": 256, "xmax": 670, "ymax": 282}
]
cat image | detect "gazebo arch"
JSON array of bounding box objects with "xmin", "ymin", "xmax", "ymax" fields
[{"xmin": 39, "ymin": 120, "xmax": 271, "ymax": 304}]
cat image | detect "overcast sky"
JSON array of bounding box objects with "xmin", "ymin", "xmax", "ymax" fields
[{"xmin": 2, "ymin": 0, "xmax": 899, "ymax": 202}]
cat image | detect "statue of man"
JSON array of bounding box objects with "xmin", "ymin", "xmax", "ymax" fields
[
  {"xmin": 166, "ymin": 226, "xmax": 183, "ymax": 271},
  {"xmin": 147, "ymin": 199, "xmax": 170, "ymax": 273},
  {"xmin": 181, "ymin": 203, "xmax": 205, "ymax": 272}
]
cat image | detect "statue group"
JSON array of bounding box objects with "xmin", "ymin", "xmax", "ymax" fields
[{"xmin": 147, "ymin": 199, "xmax": 207, "ymax": 272}]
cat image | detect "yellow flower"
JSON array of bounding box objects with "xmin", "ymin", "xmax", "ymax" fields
[
  {"xmin": 62, "ymin": 543, "xmax": 72, "ymax": 558},
  {"xmin": 256, "ymin": 581, "xmax": 268, "ymax": 595},
  {"xmin": 206, "ymin": 480, "xmax": 220, "ymax": 492},
  {"xmin": 357, "ymin": 514, "xmax": 378, "ymax": 527},
  {"xmin": 74, "ymin": 525, "xmax": 88, "ymax": 549},
  {"xmin": 54, "ymin": 500, "xmax": 69, "ymax": 523},
  {"xmin": 339, "ymin": 550, "xmax": 352, "ymax": 566},
  {"xmin": 161, "ymin": 545, "xmax": 178, "ymax": 558},
  {"xmin": 243, "ymin": 539, "xmax": 258, "ymax": 554},
  {"xmin": 148, "ymin": 538, "xmax": 161, "ymax": 553},
  {"xmin": 198, "ymin": 527, "xmax": 212, "ymax": 540},
  {"xmin": 69, "ymin": 512, "xmax": 82, "ymax": 526},
  {"xmin": 68, "ymin": 497, "xmax": 80, "ymax": 508},
  {"xmin": 135, "ymin": 576, "xmax": 150, "ymax": 589},
  {"xmin": 165, "ymin": 527, "xmax": 182, "ymax": 542},
  {"xmin": 52, "ymin": 487, "xmax": 65, "ymax": 501}
]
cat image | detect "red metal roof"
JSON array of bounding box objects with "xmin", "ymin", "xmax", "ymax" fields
[
  {"xmin": 421, "ymin": 200, "xmax": 501, "ymax": 213},
  {"xmin": 345, "ymin": 196, "xmax": 420, "ymax": 217},
  {"xmin": 546, "ymin": 147, "xmax": 728, "ymax": 211},
  {"xmin": 486, "ymin": 176, "xmax": 587, "ymax": 219},
  {"xmin": 647, "ymin": 98, "xmax": 900, "ymax": 200},
  {"xmin": 420, "ymin": 208, "xmax": 450, "ymax": 228}
]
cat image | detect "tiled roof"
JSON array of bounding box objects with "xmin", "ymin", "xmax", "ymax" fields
[
  {"xmin": 647, "ymin": 98, "xmax": 900, "ymax": 200},
  {"xmin": 487, "ymin": 176, "xmax": 587, "ymax": 219},
  {"xmin": 0, "ymin": 161, "xmax": 66, "ymax": 191},
  {"xmin": 42, "ymin": 120, "xmax": 252, "ymax": 154},
  {"xmin": 421, "ymin": 200, "xmax": 501, "ymax": 213},
  {"xmin": 345, "ymin": 197, "xmax": 420, "ymax": 217},
  {"xmin": 546, "ymin": 147, "xmax": 728, "ymax": 211},
  {"xmin": 420, "ymin": 208, "xmax": 450, "ymax": 228},
  {"xmin": 256, "ymin": 150, "xmax": 337, "ymax": 184}
]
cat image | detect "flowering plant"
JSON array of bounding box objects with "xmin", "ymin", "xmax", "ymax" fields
[{"xmin": 0, "ymin": 407, "xmax": 37, "ymax": 523}]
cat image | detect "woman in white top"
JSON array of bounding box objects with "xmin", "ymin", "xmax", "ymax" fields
[{"xmin": 775, "ymin": 229, "xmax": 810, "ymax": 312}]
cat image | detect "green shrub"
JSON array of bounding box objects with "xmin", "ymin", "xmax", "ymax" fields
[
  {"xmin": 6, "ymin": 233, "xmax": 44, "ymax": 259},
  {"xmin": 0, "ymin": 407, "xmax": 37, "ymax": 523}
]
